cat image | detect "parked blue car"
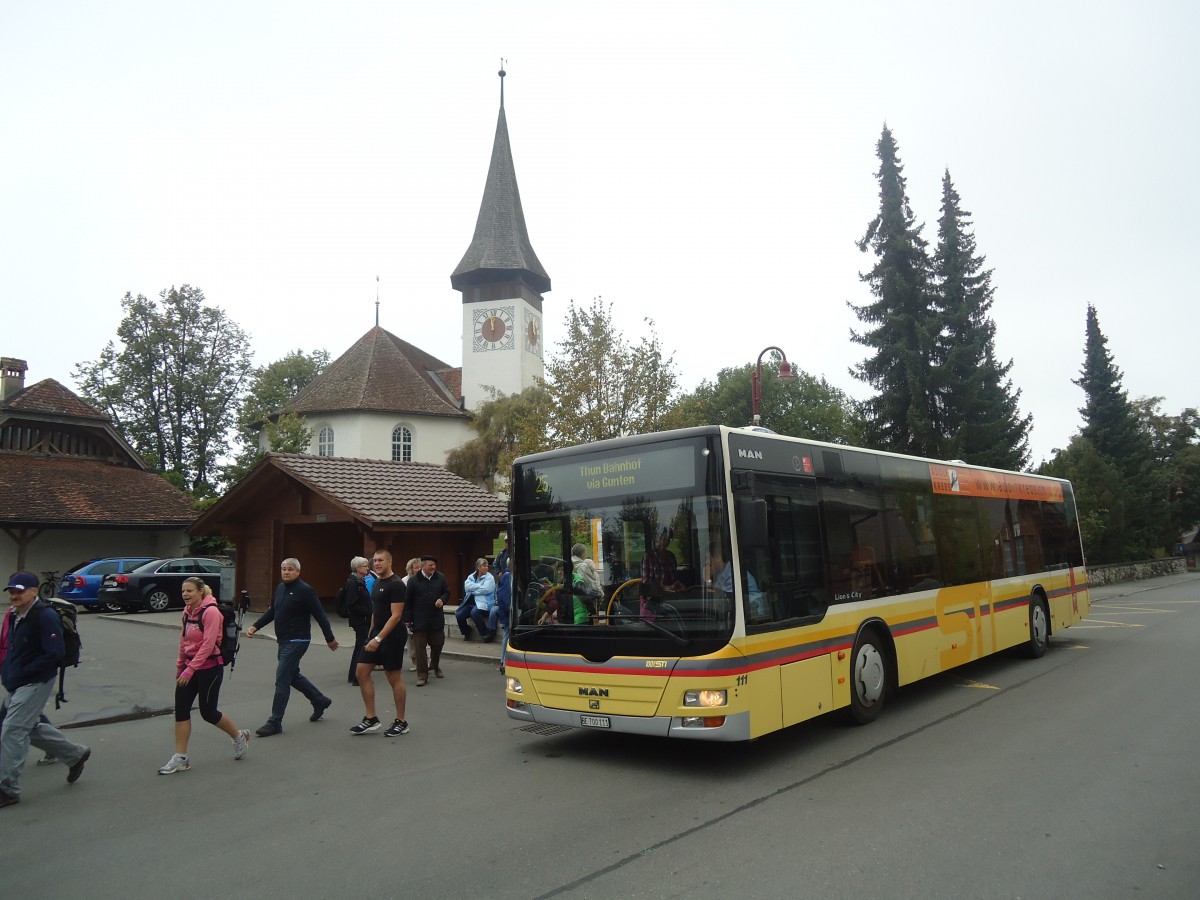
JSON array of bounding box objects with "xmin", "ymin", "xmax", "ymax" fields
[{"xmin": 59, "ymin": 557, "xmax": 157, "ymax": 611}]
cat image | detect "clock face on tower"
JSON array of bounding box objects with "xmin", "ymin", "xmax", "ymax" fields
[
  {"xmin": 524, "ymin": 310, "xmax": 542, "ymax": 358},
  {"xmin": 472, "ymin": 307, "xmax": 515, "ymax": 352}
]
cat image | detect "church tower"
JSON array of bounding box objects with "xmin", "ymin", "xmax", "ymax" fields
[{"xmin": 452, "ymin": 67, "xmax": 550, "ymax": 410}]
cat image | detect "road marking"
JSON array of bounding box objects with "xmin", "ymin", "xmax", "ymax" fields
[
  {"xmin": 939, "ymin": 674, "xmax": 1000, "ymax": 690},
  {"xmin": 1079, "ymin": 618, "xmax": 1143, "ymax": 627}
]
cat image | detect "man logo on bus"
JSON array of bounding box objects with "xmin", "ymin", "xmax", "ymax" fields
[
  {"xmin": 737, "ymin": 449, "xmax": 764, "ymax": 460},
  {"xmin": 579, "ymin": 687, "xmax": 609, "ymax": 698},
  {"xmin": 948, "ymin": 469, "xmax": 961, "ymax": 492}
]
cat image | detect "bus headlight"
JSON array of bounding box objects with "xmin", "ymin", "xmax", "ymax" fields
[
  {"xmin": 506, "ymin": 676, "xmax": 523, "ymax": 694},
  {"xmin": 683, "ymin": 689, "xmax": 726, "ymax": 708}
]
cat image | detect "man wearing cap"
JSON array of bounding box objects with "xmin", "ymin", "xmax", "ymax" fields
[
  {"xmin": 405, "ymin": 555, "xmax": 451, "ymax": 687},
  {"xmin": 1, "ymin": 572, "xmax": 91, "ymax": 808}
]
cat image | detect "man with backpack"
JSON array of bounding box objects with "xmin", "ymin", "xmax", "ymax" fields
[{"xmin": 1, "ymin": 572, "xmax": 91, "ymax": 808}]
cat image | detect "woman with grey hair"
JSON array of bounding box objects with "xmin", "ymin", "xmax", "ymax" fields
[{"xmin": 343, "ymin": 556, "xmax": 373, "ymax": 685}]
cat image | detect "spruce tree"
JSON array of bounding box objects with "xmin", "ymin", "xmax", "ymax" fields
[
  {"xmin": 931, "ymin": 171, "xmax": 1031, "ymax": 470},
  {"xmin": 851, "ymin": 126, "xmax": 940, "ymax": 458},
  {"xmin": 1073, "ymin": 304, "xmax": 1159, "ymax": 557}
]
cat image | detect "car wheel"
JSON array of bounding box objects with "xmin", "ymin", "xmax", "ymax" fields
[
  {"xmin": 146, "ymin": 590, "xmax": 172, "ymax": 612},
  {"xmin": 848, "ymin": 627, "xmax": 889, "ymax": 725},
  {"xmin": 103, "ymin": 600, "xmax": 124, "ymax": 614}
]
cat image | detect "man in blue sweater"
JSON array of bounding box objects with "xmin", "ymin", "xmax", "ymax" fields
[
  {"xmin": 1, "ymin": 572, "xmax": 90, "ymax": 808},
  {"xmin": 246, "ymin": 558, "xmax": 339, "ymax": 737}
]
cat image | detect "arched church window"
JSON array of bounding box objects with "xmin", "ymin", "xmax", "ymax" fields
[
  {"xmin": 318, "ymin": 426, "xmax": 335, "ymax": 457},
  {"xmin": 392, "ymin": 425, "xmax": 413, "ymax": 462}
]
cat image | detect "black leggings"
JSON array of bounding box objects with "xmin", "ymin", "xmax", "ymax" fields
[{"xmin": 174, "ymin": 666, "xmax": 225, "ymax": 724}]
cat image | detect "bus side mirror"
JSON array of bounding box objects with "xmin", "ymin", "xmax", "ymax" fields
[{"xmin": 736, "ymin": 498, "xmax": 769, "ymax": 550}]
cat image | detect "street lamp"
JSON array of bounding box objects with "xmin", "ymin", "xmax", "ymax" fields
[{"xmin": 751, "ymin": 346, "xmax": 798, "ymax": 427}]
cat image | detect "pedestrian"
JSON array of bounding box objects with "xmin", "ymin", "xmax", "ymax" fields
[
  {"xmin": 350, "ymin": 550, "xmax": 409, "ymax": 736},
  {"xmin": 406, "ymin": 555, "xmax": 450, "ymax": 687},
  {"xmin": 0, "ymin": 604, "xmax": 55, "ymax": 766},
  {"xmin": 490, "ymin": 567, "xmax": 512, "ymax": 673},
  {"xmin": 1, "ymin": 572, "xmax": 91, "ymax": 808},
  {"xmin": 158, "ymin": 577, "xmax": 250, "ymax": 774},
  {"xmin": 460, "ymin": 558, "xmax": 496, "ymax": 641},
  {"xmin": 343, "ymin": 557, "xmax": 373, "ymax": 686},
  {"xmin": 494, "ymin": 536, "xmax": 511, "ymax": 575},
  {"xmin": 400, "ymin": 557, "xmax": 422, "ymax": 672},
  {"xmin": 246, "ymin": 557, "xmax": 339, "ymax": 737}
]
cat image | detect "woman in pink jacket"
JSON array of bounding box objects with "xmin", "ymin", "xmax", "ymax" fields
[{"xmin": 158, "ymin": 577, "xmax": 250, "ymax": 774}]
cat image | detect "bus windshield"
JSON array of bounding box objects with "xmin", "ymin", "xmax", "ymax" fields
[{"xmin": 509, "ymin": 434, "xmax": 734, "ymax": 657}]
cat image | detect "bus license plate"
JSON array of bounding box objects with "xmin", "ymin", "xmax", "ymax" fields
[{"xmin": 580, "ymin": 715, "xmax": 611, "ymax": 729}]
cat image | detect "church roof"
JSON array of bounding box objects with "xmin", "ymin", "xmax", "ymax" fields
[
  {"xmin": 450, "ymin": 96, "xmax": 551, "ymax": 296},
  {"xmin": 280, "ymin": 327, "xmax": 467, "ymax": 420}
]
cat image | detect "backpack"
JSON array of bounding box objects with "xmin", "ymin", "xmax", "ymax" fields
[
  {"xmin": 43, "ymin": 599, "xmax": 81, "ymax": 710},
  {"xmin": 183, "ymin": 598, "xmax": 244, "ymax": 673},
  {"xmin": 335, "ymin": 584, "xmax": 349, "ymax": 619}
]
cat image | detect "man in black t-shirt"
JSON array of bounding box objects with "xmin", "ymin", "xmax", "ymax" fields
[{"xmin": 349, "ymin": 550, "xmax": 409, "ymax": 737}]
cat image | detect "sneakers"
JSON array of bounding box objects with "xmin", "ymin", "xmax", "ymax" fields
[
  {"xmin": 416, "ymin": 677, "xmax": 427, "ymax": 687},
  {"xmin": 384, "ymin": 719, "xmax": 410, "ymax": 737},
  {"xmin": 408, "ymin": 662, "xmax": 417, "ymax": 671},
  {"xmin": 434, "ymin": 668, "xmax": 444, "ymax": 679},
  {"xmin": 0, "ymin": 790, "xmax": 19, "ymax": 808},
  {"xmin": 37, "ymin": 753, "xmax": 57, "ymax": 767},
  {"xmin": 255, "ymin": 721, "xmax": 283, "ymax": 737},
  {"xmin": 66, "ymin": 747, "xmax": 91, "ymax": 784},
  {"xmin": 158, "ymin": 753, "xmax": 190, "ymax": 775},
  {"xmin": 350, "ymin": 716, "xmax": 381, "ymax": 735},
  {"xmin": 233, "ymin": 729, "xmax": 251, "ymax": 760},
  {"xmin": 310, "ymin": 697, "xmax": 332, "ymax": 722}
]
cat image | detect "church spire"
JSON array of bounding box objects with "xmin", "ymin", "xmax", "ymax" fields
[{"xmin": 450, "ymin": 66, "xmax": 551, "ymax": 297}]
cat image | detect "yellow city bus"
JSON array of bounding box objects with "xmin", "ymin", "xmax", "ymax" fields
[{"xmin": 504, "ymin": 425, "xmax": 1089, "ymax": 741}]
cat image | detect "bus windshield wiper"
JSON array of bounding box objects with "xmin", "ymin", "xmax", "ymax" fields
[{"xmin": 610, "ymin": 611, "xmax": 689, "ymax": 647}]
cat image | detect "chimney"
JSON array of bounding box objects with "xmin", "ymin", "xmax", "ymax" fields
[{"xmin": 2, "ymin": 357, "xmax": 28, "ymax": 401}]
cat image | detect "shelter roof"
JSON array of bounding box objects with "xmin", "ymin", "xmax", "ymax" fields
[{"xmin": 191, "ymin": 453, "xmax": 508, "ymax": 533}]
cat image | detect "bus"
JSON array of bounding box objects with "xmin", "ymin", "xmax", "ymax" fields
[{"xmin": 503, "ymin": 425, "xmax": 1089, "ymax": 741}]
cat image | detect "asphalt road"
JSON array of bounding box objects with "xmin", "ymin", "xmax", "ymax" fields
[{"xmin": 6, "ymin": 575, "xmax": 1199, "ymax": 899}]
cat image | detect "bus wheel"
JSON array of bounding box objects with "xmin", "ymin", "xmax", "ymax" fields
[
  {"xmin": 1023, "ymin": 595, "xmax": 1049, "ymax": 659},
  {"xmin": 849, "ymin": 630, "xmax": 888, "ymax": 725}
]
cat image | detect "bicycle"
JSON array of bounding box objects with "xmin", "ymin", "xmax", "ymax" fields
[{"xmin": 39, "ymin": 571, "xmax": 59, "ymax": 600}]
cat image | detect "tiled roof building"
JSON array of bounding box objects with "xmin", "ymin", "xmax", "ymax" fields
[
  {"xmin": 191, "ymin": 453, "xmax": 508, "ymax": 607},
  {"xmin": 0, "ymin": 357, "xmax": 195, "ymax": 574}
]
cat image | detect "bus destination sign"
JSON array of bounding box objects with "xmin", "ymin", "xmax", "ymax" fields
[{"xmin": 529, "ymin": 443, "xmax": 697, "ymax": 504}]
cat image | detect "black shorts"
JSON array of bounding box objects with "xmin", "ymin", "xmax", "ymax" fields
[{"xmin": 358, "ymin": 637, "xmax": 406, "ymax": 672}]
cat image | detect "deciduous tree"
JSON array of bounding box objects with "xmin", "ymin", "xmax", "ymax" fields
[
  {"xmin": 544, "ymin": 298, "xmax": 679, "ymax": 443},
  {"xmin": 74, "ymin": 285, "xmax": 252, "ymax": 495},
  {"xmin": 662, "ymin": 361, "xmax": 865, "ymax": 444},
  {"xmin": 226, "ymin": 349, "xmax": 329, "ymax": 482}
]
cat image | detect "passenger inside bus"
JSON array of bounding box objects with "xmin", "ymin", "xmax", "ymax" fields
[
  {"xmin": 569, "ymin": 543, "xmax": 602, "ymax": 624},
  {"xmin": 640, "ymin": 527, "xmax": 684, "ymax": 619},
  {"xmin": 706, "ymin": 542, "xmax": 765, "ymax": 621}
]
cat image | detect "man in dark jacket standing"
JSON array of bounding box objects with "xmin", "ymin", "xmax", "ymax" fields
[
  {"xmin": 1, "ymin": 572, "xmax": 91, "ymax": 808},
  {"xmin": 405, "ymin": 555, "xmax": 451, "ymax": 686},
  {"xmin": 246, "ymin": 558, "xmax": 339, "ymax": 737}
]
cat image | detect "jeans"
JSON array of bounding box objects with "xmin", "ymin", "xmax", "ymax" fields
[
  {"xmin": 455, "ymin": 600, "xmax": 474, "ymax": 636},
  {"xmin": 1, "ymin": 679, "xmax": 87, "ymax": 798},
  {"xmin": 270, "ymin": 641, "xmax": 327, "ymax": 724}
]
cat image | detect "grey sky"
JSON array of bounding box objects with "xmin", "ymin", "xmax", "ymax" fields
[{"xmin": 2, "ymin": 1, "xmax": 1194, "ymax": 465}]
